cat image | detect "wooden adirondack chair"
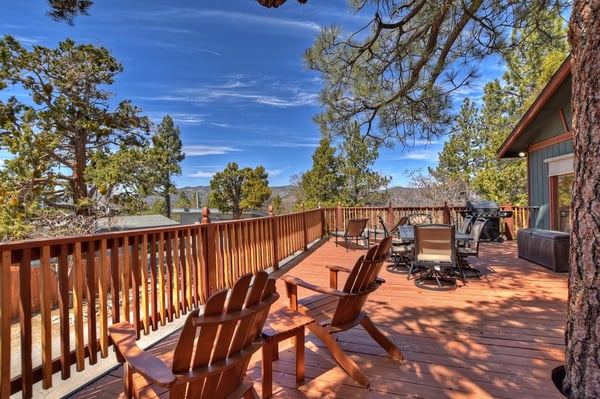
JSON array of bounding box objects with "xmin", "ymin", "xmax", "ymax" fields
[
  {"xmin": 282, "ymin": 236, "xmax": 403, "ymax": 388},
  {"xmin": 109, "ymin": 271, "xmax": 279, "ymax": 399}
]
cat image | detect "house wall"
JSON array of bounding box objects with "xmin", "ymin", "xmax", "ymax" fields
[{"xmin": 528, "ymin": 139, "xmax": 573, "ymax": 228}]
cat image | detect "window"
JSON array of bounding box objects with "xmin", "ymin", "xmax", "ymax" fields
[
  {"xmin": 545, "ymin": 154, "xmax": 574, "ymax": 232},
  {"xmin": 555, "ymin": 173, "xmax": 573, "ymax": 232}
]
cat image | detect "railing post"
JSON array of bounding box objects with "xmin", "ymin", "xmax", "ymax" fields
[
  {"xmin": 503, "ymin": 201, "xmax": 515, "ymax": 240},
  {"xmin": 301, "ymin": 206, "xmax": 308, "ymax": 251},
  {"xmin": 320, "ymin": 204, "xmax": 327, "ymax": 238},
  {"xmin": 269, "ymin": 205, "xmax": 279, "ymax": 271},
  {"xmin": 200, "ymin": 207, "xmax": 217, "ymax": 301},
  {"xmin": 336, "ymin": 202, "xmax": 343, "ymax": 231},
  {"xmin": 443, "ymin": 201, "xmax": 451, "ymax": 224},
  {"xmin": 386, "ymin": 201, "xmax": 394, "ymax": 228},
  {"xmin": 0, "ymin": 250, "xmax": 11, "ymax": 398}
]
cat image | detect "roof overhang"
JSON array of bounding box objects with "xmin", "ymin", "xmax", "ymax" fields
[{"xmin": 497, "ymin": 56, "xmax": 572, "ymax": 158}]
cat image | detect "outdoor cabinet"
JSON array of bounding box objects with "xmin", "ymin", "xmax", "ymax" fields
[{"xmin": 517, "ymin": 228, "xmax": 570, "ymax": 272}]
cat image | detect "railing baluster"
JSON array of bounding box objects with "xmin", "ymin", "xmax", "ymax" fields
[
  {"xmin": 86, "ymin": 243, "xmax": 98, "ymax": 364},
  {"xmin": 20, "ymin": 249, "xmax": 33, "ymax": 397},
  {"xmin": 98, "ymin": 239, "xmax": 109, "ymax": 357},
  {"xmin": 172, "ymin": 231, "xmax": 181, "ymax": 318},
  {"xmin": 148, "ymin": 234, "xmax": 158, "ymax": 331},
  {"xmin": 73, "ymin": 242, "xmax": 85, "ymax": 371},
  {"xmin": 121, "ymin": 238, "xmax": 131, "ymax": 323},
  {"xmin": 140, "ymin": 234, "xmax": 149, "ymax": 335},
  {"xmin": 165, "ymin": 231, "xmax": 174, "ymax": 322},
  {"xmin": 130, "ymin": 235, "xmax": 141, "ymax": 337},
  {"xmin": 40, "ymin": 246, "xmax": 53, "ymax": 387},
  {"xmin": 0, "ymin": 250, "xmax": 12, "ymax": 398},
  {"xmin": 184, "ymin": 228, "xmax": 193, "ymax": 312},
  {"xmin": 157, "ymin": 232, "xmax": 166, "ymax": 326},
  {"xmin": 58, "ymin": 244, "xmax": 70, "ymax": 379}
]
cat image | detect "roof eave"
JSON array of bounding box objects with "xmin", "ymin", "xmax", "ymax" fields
[{"xmin": 497, "ymin": 55, "xmax": 572, "ymax": 158}]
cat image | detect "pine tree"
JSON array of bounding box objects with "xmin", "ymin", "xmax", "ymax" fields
[
  {"xmin": 0, "ymin": 36, "xmax": 150, "ymax": 235},
  {"xmin": 295, "ymin": 137, "xmax": 343, "ymax": 209},
  {"xmin": 338, "ymin": 123, "xmax": 391, "ymax": 206},
  {"xmin": 208, "ymin": 163, "xmax": 271, "ymax": 219},
  {"xmin": 430, "ymin": 98, "xmax": 484, "ymax": 191},
  {"xmin": 147, "ymin": 115, "xmax": 185, "ymax": 218}
]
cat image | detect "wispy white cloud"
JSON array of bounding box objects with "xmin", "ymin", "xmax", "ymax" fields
[
  {"xmin": 250, "ymin": 138, "xmax": 318, "ymax": 149},
  {"xmin": 183, "ymin": 145, "xmax": 241, "ymax": 156},
  {"xmin": 147, "ymin": 112, "xmax": 207, "ymax": 125},
  {"xmin": 165, "ymin": 9, "xmax": 322, "ymax": 34},
  {"xmin": 266, "ymin": 168, "xmax": 283, "ymax": 176},
  {"xmin": 117, "ymin": 6, "xmax": 321, "ymax": 35},
  {"xmin": 189, "ymin": 170, "xmax": 215, "ymax": 178},
  {"xmin": 206, "ymin": 122, "xmax": 234, "ymax": 128},
  {"xmin": 184, "ymin": 77, "xmax": 320, "ymax": 107},
  {"xmin": 397, "ymin": 149, "xmax": 440, "ymax": 161},
  {"xmin": 11, "ymin": 35, "xmax": 45, "ymax": 45},
  {"xmin": 143, "ymin": 77, "xmax": 320, "ymax": 108},
  {"xmin": 170, "ymin": 113, "xmax": 206, "ymax": 125}
]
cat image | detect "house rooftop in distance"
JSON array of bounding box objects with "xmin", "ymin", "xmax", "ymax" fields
[
  {"xmin": 172, "ymin": 208, "xmax": 269, "ymax": 224},
  {"xmin": 96, "ymin": 214, "xmax": 179, "ymax": 232}
]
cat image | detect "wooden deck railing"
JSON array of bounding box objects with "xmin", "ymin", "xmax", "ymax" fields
[
  {"xmin": 0, "ymin": 204, "xmax": 527, "ymax": 398},
  {"xmin": 0, "ymin": 208, "xmax": 323, "ymax": 398},
  {"xmin": 323, "ymin": 203, "xmax": 530, "ymax": 240}
]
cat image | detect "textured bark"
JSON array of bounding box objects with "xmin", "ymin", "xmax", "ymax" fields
[{"xmin": 566, "ymin": 1, "xmax": 600, "ymax": 397}]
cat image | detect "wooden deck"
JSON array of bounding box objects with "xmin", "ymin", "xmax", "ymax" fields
[{"xmin": 66, "ymin": 238, "xmax": 568, "ymax": 399}]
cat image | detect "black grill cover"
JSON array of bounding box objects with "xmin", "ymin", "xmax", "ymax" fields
[{"xmin": 466, "ymin": 200, "xmax": 499, "ymax": 213}]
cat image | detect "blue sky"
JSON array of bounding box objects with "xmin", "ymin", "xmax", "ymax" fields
[{"xmin": 2, "ymin": 0, "xmax": 503, "ymax": 188}]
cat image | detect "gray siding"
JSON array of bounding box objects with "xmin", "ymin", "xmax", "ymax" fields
[{"xmin": 528, "ymin": 140, "xmax": 573, "ymax": 228}]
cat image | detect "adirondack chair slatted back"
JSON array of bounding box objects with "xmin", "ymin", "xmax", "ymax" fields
[
  {"xmin": 169, "ymin": 271, "xmax": 278, "ymax": 398},
  {"xmin": 342, "ymin": 245, "xmax": 378, "ymax": 293},
  {"xmin": 333, "ymin": 237, "xmax": 391, "ymax": 327},
  {"xmin": 369, "ymin": 236, "xmax": 392, "ymax": 281}
]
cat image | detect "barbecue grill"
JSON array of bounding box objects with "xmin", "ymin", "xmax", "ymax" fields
[{"xmin": 461, "ymin": 200, "xmax": 513, "ymax": 241}]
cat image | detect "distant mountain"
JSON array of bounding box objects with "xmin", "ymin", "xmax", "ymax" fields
[{"xmin": 175, "ymin": 185, "xmax": 419, "ymax": 210}]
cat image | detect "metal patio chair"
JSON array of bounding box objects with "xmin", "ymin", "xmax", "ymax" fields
[{"xmin": 331, "ymin": 218, "xmax": 369, "ymax": 250}]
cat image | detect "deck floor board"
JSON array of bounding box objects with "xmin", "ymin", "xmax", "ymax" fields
[{"xmin": 67, "ymin": 239, "xmax": 568, "ymax": 399}]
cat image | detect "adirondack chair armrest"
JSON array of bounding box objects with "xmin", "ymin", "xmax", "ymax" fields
[
  {"xmin": 326, "ymin": 265, "xmax": 352, "ymax": 274},
  {"xmin": 109, "ymin": 322, "xmax": 176, "ymax": 387},
  {"xmin": 282, "ymin": 275, "xmax": 348, "ymax": 309},
  {"xmin": 325, "ymin": 264, "xmax": 352, "ymax": 289}
]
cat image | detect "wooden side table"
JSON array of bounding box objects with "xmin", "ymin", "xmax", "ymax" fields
[{"xmin": 261, "ymin": 307, "xmax": 314, "ymax": 399}]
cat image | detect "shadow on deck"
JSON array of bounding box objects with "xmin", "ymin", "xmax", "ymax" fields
[{"xmin": 65, "ymin": 239, "xmax": 568, "ymax": 399}]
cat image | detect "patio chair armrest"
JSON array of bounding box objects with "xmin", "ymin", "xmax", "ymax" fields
[{"xmin": 109, "ymin": 322, "xmax": 176, "ymax": 387}]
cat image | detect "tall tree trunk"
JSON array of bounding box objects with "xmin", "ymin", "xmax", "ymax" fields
[
  {"xmin": 72, "ymin": 133, "xmax": 89, "ymax": 215},
  {"xmin": 566, "ymin": 1, "xmax": 600, "ymax": 397},
  {"xmin": 165, "ymin": 184, "xmax": 172, "ymax": 219}
]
